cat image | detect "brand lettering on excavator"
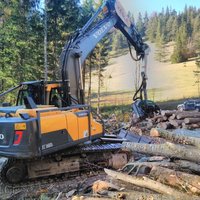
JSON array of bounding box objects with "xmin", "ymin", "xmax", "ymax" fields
[
  {"xmin": 42, "ymin": 143, "xmax": 53, "ymax": 150},
  {"xmin": 0, "ymin": 134, "xmax": 4, "ymax": 140},
  {"xmin": 93, "ymin": 21, "xmax": 112, "ymax": 39}
]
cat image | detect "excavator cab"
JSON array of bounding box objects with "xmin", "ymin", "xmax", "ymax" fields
[{"xmin": 1, "ymin": 81, "xmax": 63, "ymax": 108}]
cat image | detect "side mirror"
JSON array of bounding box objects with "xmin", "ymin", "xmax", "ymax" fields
[{"xmin": 2, "ymin": 102, "xmax": 11, "ymax": 107}]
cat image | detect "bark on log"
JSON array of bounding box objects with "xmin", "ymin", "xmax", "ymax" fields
[
  {"xmin": 108, "ymin": 191, "xmax": 186, "ymax": 200},
  {"xmin": 157, "ymin": 116, "xmax": 168, "ymax": 123},
  {"xmin": 152, "ymin": 115, "xmax": 164, "ymax": 121},
  {"xmin": 150, "ymin": 166, "xmax": 200, "ymax": 195},
  {"xmin": 190, "ymin": 124, "xmax": 200, "ymax": 129},
  {"xmin": 161, "ymin": 110, "xmax": 177, "ymax": 117},
  {"xmin": 150, "ymin": 128, "xmax": 200, "ymax": 148},
  {"xmin": 177, "ymin": 112, "xmax": 200, "ymax": 120},
  {"xmin": 169, "ymin": 119, "xmax": 184, "ymax": 128},
  {"xmin": 104, "ymin": 169, "xmax": 195, "ymax": 198},
  {"xmin": 124, "ymin": 160, "xmax": 200, "ymax": 175},
  {"xmin": 123, "ymin": 161, "xmax": 178, "ymax": 174},
  {"xmin": 157, "ymin": 122, "xmax": 173, "ymax": 130},
  {"xmin": 174, "ymin": 160, "xmax": 200, "ymax": 174},
  {"xmin": 169, "ymin": 114, "xmax": 176, "ymax": 120},
  {"xmin": 122, "ymin": 141, "xmax": 200, "ymax": 163},
  {"xmin": 184, "ymin": 118, "xmax": 200, "ymax": 124}
]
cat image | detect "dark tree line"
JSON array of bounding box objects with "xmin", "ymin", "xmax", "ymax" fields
[{"xmin": 135, "ymin": 6, "xmax": 200, "ymax": 63}]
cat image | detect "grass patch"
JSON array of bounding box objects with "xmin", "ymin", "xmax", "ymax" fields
[{"xmin": 96, "ymin": 97, "xmax": 199, "ymax": 118}]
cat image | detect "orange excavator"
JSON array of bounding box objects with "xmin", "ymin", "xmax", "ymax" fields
[{"xmin": 0, "ymin": 0, "xmax": 150, "ymax": 183}]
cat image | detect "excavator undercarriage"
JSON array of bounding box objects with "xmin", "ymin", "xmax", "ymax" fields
[{"xmin": 0, "ymin": 142, "xmax": 128, "ymax": 184}]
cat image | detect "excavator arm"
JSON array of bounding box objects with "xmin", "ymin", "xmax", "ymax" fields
[{"xmin": 60, "ymin": 0, "xmax": 149, "ymax": 106}]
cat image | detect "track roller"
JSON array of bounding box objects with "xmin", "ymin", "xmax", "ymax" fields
[{"xmin": 0, "ymin": 159, "xmax": 27, "ymax": 184}]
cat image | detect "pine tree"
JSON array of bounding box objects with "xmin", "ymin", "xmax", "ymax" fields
[
  {"xmin": 155, "ymin": 34, "xmax": 165, "ymax": 62},
  {"xmin": 143, "ymin": 11, "xmax": 149, "ymax": 33},
  {"xmin": 146, "ymin": 13, "xmax": 158, "ymax": 42},
  {"xmin": 0, "ymin": 1, "xmax": 42, "ymax": 91},
  {"xmin": 136, "ymin": 12, "xmax": 145, "ymax": 37},
  {"xmin": 47, "ymin": 0, "xmax": 80, "ymax": 79}
]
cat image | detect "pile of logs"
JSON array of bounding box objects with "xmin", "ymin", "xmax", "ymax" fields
[
  {"xmin": 71, "ymin": 128, "xmax": 200, "ymax": 200},
  {"xmin": 149, "ymin": 110, "xmax": 200, "ymax": 130}
]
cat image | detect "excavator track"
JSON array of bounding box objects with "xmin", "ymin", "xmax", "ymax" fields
[{"xmin": 0, "ymin": 143, "xmax": 128, "ymax": 185}]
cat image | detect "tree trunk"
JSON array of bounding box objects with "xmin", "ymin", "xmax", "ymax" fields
[
  {"xmin": 122, "ymin": 141, "xmax": 200, "ymax": 163},
  {"xmin": 184, "ymin": 118, "xmax": 200, "ymax": 124},
  {"xmin": 150, "ymin": 166, "xmax": 200, "ymax": 195},
  {"xmin": 97, "ymin": 52, "xmax": 101, "ymax": 115},
  {"xmin": 150, "ymin": 128, "xmax": 200, "ymax": 149},
  {"xmin": 161, "ymin": 110, "xmax": 177, "ymax": 117},
  {"xmin": 174, "ymin": 160, "xmax": 200, "ymax": 174},
  {"xmin": 87, "ymin": 56, "xmax": 92, "ymax": 105},
  {"xmin": 169, "ymin": 119, "xmax": 184, "ymax": 128},
  {"xmin": 104, "ymin": 169, "xmax": 194, "ymax": 198},
  {"xmin": 177, "ymin": 112, "xmax": 200, "ymax": 120},
  {"xmin": 157, "ymin": 122, "xmax": 173, "ymax": 130}
]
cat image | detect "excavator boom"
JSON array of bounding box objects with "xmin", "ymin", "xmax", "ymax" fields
[{"xmin": 60, "ymin": 0, "xmax": 149, "ymax": 106}]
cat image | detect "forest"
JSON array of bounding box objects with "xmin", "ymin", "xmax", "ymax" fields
[{"xmin": 1, "ymin": 0, "xmax": 200, "ymax": 97}]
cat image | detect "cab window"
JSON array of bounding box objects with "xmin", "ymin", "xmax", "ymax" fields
[{"xmin": 49, "ymin": 88, "xmax": 62, "ymax": 107}]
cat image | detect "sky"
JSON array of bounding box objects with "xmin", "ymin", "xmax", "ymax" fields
[
  {"xmin": 120, "ymin": 0, "xmax": 200, "ymax": 19},
  {"xmin": 41, "ymin": 0, "xmax": 200, "ymax": 17}
]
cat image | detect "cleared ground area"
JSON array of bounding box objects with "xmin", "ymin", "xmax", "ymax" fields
[{"xmin": 90, "ymin": 43, "xmax": 199, "ymax": 104}]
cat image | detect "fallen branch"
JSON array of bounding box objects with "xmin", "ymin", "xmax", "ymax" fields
[
  {"xmin": 104, "ymin": 169, "xmax": 196, "ymax": 199},
  {"xmin": 150, "ymin": 166, "xmax": 200, "ymax": 195}
]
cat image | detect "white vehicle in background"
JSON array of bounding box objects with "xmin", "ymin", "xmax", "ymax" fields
[{"xmin": 177, "ymin": 99, "xmax": 200, "ymax": 112}]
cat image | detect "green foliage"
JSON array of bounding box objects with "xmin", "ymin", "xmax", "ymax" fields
[
  {"xmin": 112, "ymin": 31, "xmax": 128, "ymax": 53},
  {"xmin": 155, "ymin": 34, "xmax": 166, "ymax": 62},
  {"xmin": 46, "ymin": 0, "xmax": 80, "ymax": 79},
  {"xmin": 136, "ymin": 12, "xmax": 145, "ymax": 37},
  {"xmin": 144, "ymin": 6, "xmax": 200, "ymax": 63},
  {"xmin": 0, "ymin": 0, "xmax": 43, "ymax": 95},
  {"xmin": 171, "ymin": 25, "xmax": 189, "ymax": 63}
]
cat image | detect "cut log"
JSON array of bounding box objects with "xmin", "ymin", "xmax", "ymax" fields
[
  {"xmin": 104, "ymin": 169, "xmax": 196, "ymax": 199},
  {"xmin": 150, "ymin": 128, "xmax": 200, "ymax": 149},
  {"xmin": 150, "ymin": 166, "xmax": 200, "ymax": 195},
  {"xmin": 177, "ymin": 112, "xmax": 200, "ymax": 120},
  {"xmin": 157, "ymin": 122, "xmax": 173, "ymax": 130},
  {"xmin": 161, "ymin": 110, "xmax": 177, "ymax": 117},
  {"xmin": 184, "ymin": 118, "xmax": 200, "ymax": 124},
  {"xmin": 169, "ymin": 119, "xmax": 184, "ymax": 128},
  {"xmin": 169, "ymin": 114, "xmax": 176, "ymax": 120},
  {"xmin": 152, "ymin": 115, "xmax": 163, "ymax": 121},
  {"xmin": 108, "ymin": 191, "xmax": 185, "ymax": 200},
  {"xmin": 122, "ymin": 161, "xmax": 177, "ymax": 174},
  {"xmin": 174, "ymin": 160, "xmax": 200, "ymax": 174},
  {"xmin": 123, "ymin": 160, "xmax": 200, "ymax": 175},
  {"xmin": 157, "ymin": 116, "xmax": 168, "ymax": 123},
  {"xmin": 151, "ymin": 115, "xmax": 167, "ymax": 123},
  {"xmin": 122, "ymin": 141, "xmax": 200, "ymax": 163}
]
